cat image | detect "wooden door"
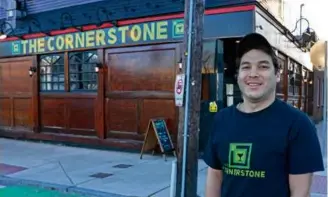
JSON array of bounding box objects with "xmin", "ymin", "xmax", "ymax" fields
[
  {"xmin": 104, "ymin": 43, "xmax": 180, "ymax": 140},
  {"xmin": 0, "ymin": 56, "xmax": 35, "ymax": 131}
]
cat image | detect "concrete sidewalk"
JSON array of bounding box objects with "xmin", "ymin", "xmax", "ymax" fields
[
  {"xmin": 0, "ymin": 138, "xmax": 326, "ymax": 197},
  {"xmin": 0, "ymin": 138, "xmax": 208, "ymax": 197}
]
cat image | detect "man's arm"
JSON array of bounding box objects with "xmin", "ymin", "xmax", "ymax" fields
[
  {"xmin": 289, "ymin": 173, "xmax": 313, "ymax": 197},
  {"xmin": 203, "ymin": 113, "xmax": 223, "ymax": 197},
  {"xmin": 288, "ymin": 113, "xmax": 324, "ymax": 197},
  {"xmin": 205, "ymin": 167, "xmax": 222, "ymax": 197}
]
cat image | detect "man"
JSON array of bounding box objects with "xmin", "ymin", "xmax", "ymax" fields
[{"xmin": 203, "ymin": 33, "xmax": 324, "ymax": 197}]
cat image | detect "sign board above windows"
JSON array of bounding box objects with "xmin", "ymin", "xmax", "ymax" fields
[
  {"xmin": 8, "ymin": 19, "xmax": 183, "ymax": 56},
  {"xmin": 0, "ymin": 10, "xmax": 255, "ymax": 57}
]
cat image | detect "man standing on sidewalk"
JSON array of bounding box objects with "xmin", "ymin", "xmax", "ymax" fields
[{"xmin": 203, "ymin": 33, "xmax": 324, "ymax": 197}]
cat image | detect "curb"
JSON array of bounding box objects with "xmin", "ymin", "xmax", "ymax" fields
[{"xmin": 0, "ymin": 176, "xmax": 139, "ymax": 197}]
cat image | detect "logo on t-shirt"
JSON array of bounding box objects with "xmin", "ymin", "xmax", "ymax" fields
[
  {"xmin": 228, "ymin": 143, "xmax": 252, "ymax": 169},
  {"xmin": 223, "ymin": 143, "xmax": 266, "ymax": 178}
]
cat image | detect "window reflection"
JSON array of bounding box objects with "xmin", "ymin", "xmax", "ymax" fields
[
  {"xmin": 201, "ymin": 40, "xmax": 217, "ymax": 100},
  {"xmin": 39, "ymin": 54, "xmax": 65, "ymax": 91},
  {"xmin": 202, "ymin": 41, "xmax": 216, "ymax": 74},
  {"xmin": 69, "ymin": 51, "xmax": 98, "ymax": 91}
]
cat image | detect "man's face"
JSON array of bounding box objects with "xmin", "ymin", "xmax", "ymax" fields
[{"xmin": 237, "ymin": 49, "xmax": 280, "ymax": 102}]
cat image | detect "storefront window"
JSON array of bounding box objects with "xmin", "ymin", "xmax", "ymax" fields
[
  {"xmin": 201, "ymin": 40, "xmax": 217, "ymax": 100},
  {"xmin": 39, "ymin": 53, "xmax": 65, "ymax": 91},
  {"xmin": 276, "ymin": 57, "xmax": 285, "ymax": 96},
  {"xmin": 294, "ymin": 63, "xmax": 302, "ymax": 96},
  {"xmin": 302, "ymin": 69, "xmax": 306, "ymax": 96},
  {"xmin": 39, "ymin": 50, "xmax": 98, "ymax": 92},
  {"xmin": 69, "ymin": 51, "xmax": 98, "ymax": 91},
  {"xmin": 288, "ymin": 60, "xmax": 294, "ymax": 95},
  {"xmin": 202, "ymin": 41, "xmax": 216, "ymax": 74}
]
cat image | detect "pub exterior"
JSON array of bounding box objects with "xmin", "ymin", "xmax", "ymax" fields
[{"xmin": 0, "ymin": 0, "xmax": 316, "ymax": 151}]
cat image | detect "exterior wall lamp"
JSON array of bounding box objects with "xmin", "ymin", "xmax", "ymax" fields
[
  {"xmin": 95, "ymin": 62, "xmax": 103, "ymax": 73},
  {"xmin": 178, "ymin": 58, "xmax": 183, "ymax": 69},
  {"xmin": 29, "ymin": 66, "xmax": 37, "ymax": 77},
  {"xmin": 0, "ymin": 21, "xmax": 14, "ymax": 40}
]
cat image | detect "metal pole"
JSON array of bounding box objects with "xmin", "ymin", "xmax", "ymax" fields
[
  {"xmin": 180, "ymin": 0, "xmax": 194, "ymax": 196},
  {"xmin": 170, "ymin": 159, "xmax": 177, "ymax": 197},
  {"xmin": 300, "ymin": 4, "xmax": 304, "ymax": 36}
]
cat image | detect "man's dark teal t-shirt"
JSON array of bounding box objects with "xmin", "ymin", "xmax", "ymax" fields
[{"xmin": 203, "ymin": 99, "xmax": 324, "ymax": 197}]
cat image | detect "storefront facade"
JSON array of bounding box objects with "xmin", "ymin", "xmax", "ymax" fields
[{"xmin": 0, "ymin": 1, "xmax": 316, "ymax": 151}]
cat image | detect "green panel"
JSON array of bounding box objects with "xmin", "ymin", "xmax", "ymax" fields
[
  {"xmin": 5, "ymin": 19, "xmax": 184, "ymax": 57},
  {"xmin": 0, "ymin": 186, "xmax": 85, "ymax": 197}
]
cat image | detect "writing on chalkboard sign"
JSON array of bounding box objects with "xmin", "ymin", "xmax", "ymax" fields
[
  {"xmin": 153, "ymin": 119, "xmax": 173, "ymax": 153},
  {"xmin": 140, "ymin": 118, "xmax": 176, "ymax": 161}
]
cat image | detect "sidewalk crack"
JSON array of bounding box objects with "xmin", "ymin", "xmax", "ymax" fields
[{"xmin": 58, "ymin": 161, "xmax": 74, "ymax": 185}]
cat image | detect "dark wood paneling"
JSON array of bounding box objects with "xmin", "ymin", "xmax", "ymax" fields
[
  {"xmin": 40, "ymin": 98, "xmax": 66, "ymax": 128},
  {"xmin": 0, "ymin": 98, "xmax": 11, "ymax": 126},
  {"xmin": 13, "ymin": 98, "xmax": 33, "ymax": 128},
  {"xmin": 0, "ymin": 58, "xmax": 33, "ymax": 95},
  {"xmin": 107, "ymin": 44, "xmax": 177, "ymax": 92},
  {"xmin": 40, "ymin": 95, "xmax": 97, "ymax": 136},
  {"xmin": 0, "ymin": 130, "xmax": 143, "ymax": 151},
  {"xmin": 140, "ymin": 99, "xmax": 176, "ymax": 135},
  {"xmin": 105, "ymin": 43, "xmax": 179, "ymax": 140},
  {"xmin": 0, "ymin": 57, "xmax": 34, "ymax": 131},
  {"xmin": 95, "ymin": 49, "xmax": 106, "ymax": 139},
  {"xmin": 64, "ymin": 53, "xmax": 69, "ymax": 91},
  {"xmin": 107, "ymin": 91, "xmax": 174, "ymax": 99},
  {"xmin": 32, "ymin": 56, "xmax": 40, "ymax": 132},
  {"xmin": 106, "ymin": 99, "xmax": 138, "ymax": 132},
  {"xmin": 68, "ymin": 98, "xmax": 95, "ymax": 130}
]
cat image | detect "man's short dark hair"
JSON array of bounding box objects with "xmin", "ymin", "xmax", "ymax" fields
[{"xmin": 236, "ymin": 33, "xmax": 279, "ymax": 73}]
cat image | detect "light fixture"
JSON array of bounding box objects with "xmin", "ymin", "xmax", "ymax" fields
[
  {"xmin": 0, "ymin": 33, "xmax": 7, "ymax": 40},
  {"xmin": 0, "ymin": 21, "xmax": 14, "ymax": 40},
  {"xmin": 310, "ymin": 40, "xmax": 327, "ymax": 71},
  {"xmin": 95, "ymin": 62, "xmax": 103, "ymax": 73},
  {"xmin": 178, "ymin": 58, "xmax": 183, "ymax": 69},
  {"xmin": 29, "ymin": 66, "xmax": 37, "ymax": 77},
  {"xmin": 0, "ymin": 28, "xmax": 7, "ymax": 40}
]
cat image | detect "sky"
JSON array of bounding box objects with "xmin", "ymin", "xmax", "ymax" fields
[{"xmin": 284, "ymin": 0, "xmax": 328, "ymax": 41}]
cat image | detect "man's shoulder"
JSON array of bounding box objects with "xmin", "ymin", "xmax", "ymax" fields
[
  {"xmin": 275, "ymin": 99, "xmax": 314, "ymax": 125},
  {"xmin": 213, "ymin": 105, "xmax": 235, "ymax": 122}
]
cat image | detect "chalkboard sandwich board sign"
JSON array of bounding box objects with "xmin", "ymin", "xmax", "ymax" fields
[{"xmin": 140, "ymin": 118, "xmax": 176, "ymax": 161}]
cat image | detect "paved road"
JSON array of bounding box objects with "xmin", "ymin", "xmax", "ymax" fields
[{"xmin": 0, "ymin": 184, "xmax": 87, "ymax": 197}]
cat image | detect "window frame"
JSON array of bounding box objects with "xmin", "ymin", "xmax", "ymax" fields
[
  {"xmin": 39, "ymin": 52, "xmax": 66, "ymax": 92},
  {"xmin": 38, "ymin": 50, "xmax": 99, "ymax": 93},
  {"xmin": 68, "ymin": 50, "xmax": 99, "ymax": 92}
]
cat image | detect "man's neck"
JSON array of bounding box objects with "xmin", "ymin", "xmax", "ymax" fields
[{"xmin": 239, "ymin": 94, "xmax": 276, "ymax": 113}]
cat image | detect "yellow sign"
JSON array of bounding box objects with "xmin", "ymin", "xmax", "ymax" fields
[
  {"xmin": 10, "ymin": 19, "xmax": 185, "ymax": 56},
  {"xmin": 209, "ymin": 101, "xmax": 217, "ymax": 113}
]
